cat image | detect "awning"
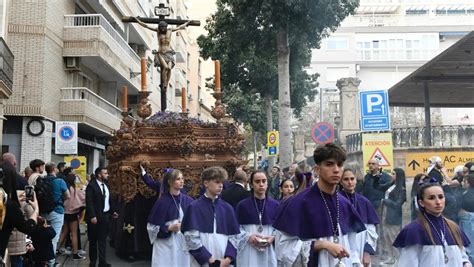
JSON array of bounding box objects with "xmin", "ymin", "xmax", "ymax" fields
[{"xmin": 388, "ymin": 31, "xmax": 474, "ymax": 108}]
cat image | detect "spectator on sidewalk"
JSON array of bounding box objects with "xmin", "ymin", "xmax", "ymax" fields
[
  {"xmin": 30, "ymin": 217, "xmax": 56, "ymax": 267},
  {"xmin": 0, "ymin": 162, "xmax": 38, "ymax": 260},
  {"xmin": 40, "ymin": 162, "xmax": 69, "ymax": 266},
  {"xmin": 27, "ymin": 160, "xmax": 45, "ymax": 186},
  {"xmin": 57, "ymin": 173, "xmax": 86, "ymax": 260}
]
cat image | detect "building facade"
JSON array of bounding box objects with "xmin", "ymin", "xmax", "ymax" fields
[
  {"xmin": 0, "ymin": 0, "xmax": 13, "ymax": 151},
  {"xmin": 310, "ymin": 0, "xmax": 474, "ymax": 130},
  {"xmin": 2, "ymin": 0, "xmax": 209, "ymax": 173}
]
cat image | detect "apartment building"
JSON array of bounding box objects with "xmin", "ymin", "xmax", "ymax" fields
[
  {"xmin": 2, "ymin": 0, "xmax": 193, "ymax": 172},
  {"xmin": 0, "ymin": 0, "xmax": 13, "ymax": 148},
  {"xmin": 310, "ymin": 0, "xmax": 474, "ymax": 128}
]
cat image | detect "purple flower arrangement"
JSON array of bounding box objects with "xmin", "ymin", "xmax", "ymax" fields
[{"xmin": 145, "ymin": 111, "xmax": 216, "ymax": 128}]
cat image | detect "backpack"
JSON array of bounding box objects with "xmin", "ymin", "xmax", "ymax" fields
[{"xmin": 35, "ymin": 177, "xmax": 56, "ymax": 213}]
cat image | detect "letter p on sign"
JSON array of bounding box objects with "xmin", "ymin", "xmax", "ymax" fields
[{"xmin": 367, "ymin": 94, "xmax": 383, "ymax": 113}]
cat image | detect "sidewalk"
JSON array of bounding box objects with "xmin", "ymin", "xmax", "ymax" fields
[{"xmin": 56, "ymin": 224, "xmax": 151, "ymax": 267}]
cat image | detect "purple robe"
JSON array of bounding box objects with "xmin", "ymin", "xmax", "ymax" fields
[
  {"xmin": 339, "ymin": 191, "xmax": 380, "ymax": 225},
  {"xmin": 273, "ymin": 185, "xmax": 366, "ymax": 267},
  {"xmin": 273, "ymin": 185, "xmax": 365, "ymax": 239},
  {"xmin": 182, "ymin": 195, "xmax": 240, "ymax": 265},
  {"xmin": 148, "ymin": 193, "xmax": 193, "ymax": 235},
  {"xmin": 393, "ymin": 212, "xmax": 470, "ymax": 248},
  {"xmin": 236, "ymin": 196, "xmax": 279, "ymax": 225}
]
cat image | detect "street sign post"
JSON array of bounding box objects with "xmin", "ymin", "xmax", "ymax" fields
[
  {"xmin": 362, "ymin": 133, "xmax": 394, "ymax": 173},
  {"xmin": 55, "ymin": 121, "xmax": 78, "ymax": 155},
  {"xmin": 267, "ymin": 131, "xmax": 279, "ymax": 157},
  {"xmin": 359, "ymin": 90, "xmax": 391, "ymax": 131},
  {"xmin": 311, "ymin": 122, "xmax": 334, "ymax": 145}
]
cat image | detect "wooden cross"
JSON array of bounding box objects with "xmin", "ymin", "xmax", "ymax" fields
[{"xmin": 122, "ymin": 3, "xmax": 200, "ymax": 111}]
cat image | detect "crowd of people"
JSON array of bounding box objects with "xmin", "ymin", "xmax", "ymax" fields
[
  {"xmin": 0, "ymin": 153, "xmax": 114, "ymax": 267},
  {"xmin": 1, "ymin": 144, "xmax": 474, "ymax": 267}
]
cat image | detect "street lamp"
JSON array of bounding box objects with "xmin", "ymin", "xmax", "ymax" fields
[{"xmin": 319, "ymin": 88, "xmax": 338, "ymax": 122}]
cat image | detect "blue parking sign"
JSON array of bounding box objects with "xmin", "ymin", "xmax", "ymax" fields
[
  {"xmin": 268, "ymin": 146, "xmax": 278, "ymax": 157},
  {"xmin": 359, "ymin": 90, "xmax": 391, "ymax": 131}
]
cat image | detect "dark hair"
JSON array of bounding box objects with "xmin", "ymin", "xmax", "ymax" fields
[
  {"xmin": 29, "ymin": 159, "xmax": 45, "ymax": 171},
  {"xmin": 411, "ymin": 173, "xmax": 427, "ymax": 197},
  {"xmin": 94, "ymin": 167, "xmax": 106, "ymax": 178},
  {"xmin": 393, "ymin": 168, "xmax": 406, "ymax": 189},
  {"xmin": 201, "ymin": 166, "xmax": 227, "ymax": 183},
  {"xmin": 45, "ymin": 162, "xmax": 56, "ymax": 175},
  {"xmin": 417, "ymin": 182, "xmax": 441, "ymax": 201},
  {"xmin": 466, "ymin": 174, "xmax": 474, "ymax": 188},
  {"xmin": 65, "ymin": 173, "xmax": 76, "ymax": 189},
  {"xmin": 0, "ymin": 162, "xmax": 19, "ymax": 202},
  {"xmin": 57, "ymin": 162, "xmax": 66, "ymax": 170},
  {"xmin": 249, "ymin": 171, "xmax": 266, "ymax": 188},
  {"xmin": 313, "ymin": 143, "xmax": 346, "ymax": 165},
  {"xmin": 63, "ymin": 167, "xmax": 73, "ymax": 177},
  {"xmin": 279, "ymin": 178, "xmax": 294, "ymax": 200},
  {"xmin": 160, "ymin": 169, "xmax": 183, "ymax": 198}
]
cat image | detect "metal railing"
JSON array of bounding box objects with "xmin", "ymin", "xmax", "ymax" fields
[
  {"xmin": 0, "ymin": 37, "xmax": 14, "ymax": 89},
  {"xmin": 345, "ymin": 125, "xmax": 474, "ymax": 152},
  {"xmin": 60, "ymin": 87, "xmax": 122, "ymax": 118},
  {"xmin": 64, "ymin": 14, "xmax": 140, "ymax": 64}
]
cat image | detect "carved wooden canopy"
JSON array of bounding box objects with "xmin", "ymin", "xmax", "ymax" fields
[{"xmin": 106, "ymin": 112, "xmax": 246, "ymax": 202}]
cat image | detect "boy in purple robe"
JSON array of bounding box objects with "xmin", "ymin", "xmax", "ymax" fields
[
  {"xmin": 273, "ymin": 143, "xmax": 365, "ymax": 267},
  {"xmin": 182, "ymin": 166, "xmax": 240, "ymax": 267}
]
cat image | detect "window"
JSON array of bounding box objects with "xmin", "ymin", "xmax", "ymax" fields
[{"xmin": 326, "ymin": 38, "xmax": 348, "ymax": 50}]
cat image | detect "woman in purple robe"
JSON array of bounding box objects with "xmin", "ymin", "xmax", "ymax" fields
[
  {"xmin": 235, "ymin": 171, "xmax": 279, "ymax": 266},
  {"xmin": 140, "ymin": 165, "xmax": 193, "ymax": 266},
  {"xmin": 394, "ymin": 183, "xmax": 471, "ymax": 267},
  {"xmin": 339, "ymin": 168, "xmax": 379, "ymax": 267}
]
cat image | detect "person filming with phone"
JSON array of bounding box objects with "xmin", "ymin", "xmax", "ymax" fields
[{"xmin": 0, "ymin": 161, "xmax": 39, "ymax": 264}]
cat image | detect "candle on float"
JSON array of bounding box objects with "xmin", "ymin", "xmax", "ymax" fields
[
  {"xmin": 122, "ymin": 86, "xmax": 128, "ymax": 112},
  {"xmin": 141, "ymin": 57, "xmax": 147, "ymax": 91},
  {"xmin": 214, "ymin": 60, "xmax": 221, "ymax": 93},
  {"xmin": 181, "ymin": 87, "xmax": 187, "ymax": 112}
]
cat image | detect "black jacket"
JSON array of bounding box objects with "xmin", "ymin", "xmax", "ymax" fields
[
  {"xmin": 221, "ymin": 183, "xmax": 250, "ymax": 209},
  {"xmin": 31, "ymin": 226, "xmax": 56, "ymax": 262},
  {"xmin": 85, "ymin": 179, "xmax": 113, "ymax": 222}
]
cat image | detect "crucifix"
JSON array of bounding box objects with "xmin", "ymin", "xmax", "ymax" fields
[{"xmin": 123, "ymin": 4, "xmax": 200, "ymax": 111}]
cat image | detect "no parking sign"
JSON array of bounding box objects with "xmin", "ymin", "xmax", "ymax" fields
[
  {"xmin": 311, "ymin": 122, "xmax": 334, "ymax": 145},
  {"xmin": 55, "ymin": 121, "xmax": 78, "ymax": 154}
]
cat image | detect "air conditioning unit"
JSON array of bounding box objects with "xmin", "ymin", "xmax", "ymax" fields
[{"xmin": 65, "ymin": 57, "xmax": 80, "ymax": 71}]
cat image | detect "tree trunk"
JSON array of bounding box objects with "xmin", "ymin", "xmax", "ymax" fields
[
  {"xmin": 252, "ymin": 129, "xmax": 258, "ymax": 169},
  {"xmin": 264, "ymin": 92, "xmax": 275, "ymax": 172},
  {"xmin": 276, "ymin": 27, "xmax": 292, "ymax": 169}
]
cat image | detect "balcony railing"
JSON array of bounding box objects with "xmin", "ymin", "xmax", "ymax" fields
[
  {"xmin": 64, "ymin": 14, "xmax": 140, "ymax": 64},
  {"xmin": 0, "ymin": 37, "xmax": 14, "ymax": 90},
  {"xmin": 60, "ymin": 87, "xmax": 122, "ymax": 118},
  {"xmin": 345, "ymin": 125, "xmax": 474, "ymax": 153}
]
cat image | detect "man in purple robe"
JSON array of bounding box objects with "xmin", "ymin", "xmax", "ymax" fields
[{"xmin": 273, "ymin": 143, "xmax": 365, "ymax": 267}]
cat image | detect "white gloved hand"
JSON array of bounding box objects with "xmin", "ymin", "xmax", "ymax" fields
[{"xmin": 139, "ymin": 164, "xmax": 146, "ymax": 176}]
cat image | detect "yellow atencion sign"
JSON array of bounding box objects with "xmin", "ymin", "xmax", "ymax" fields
[{"xmin": 362, "ymin": 133, "xmax": 394, "ymax": 173}]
